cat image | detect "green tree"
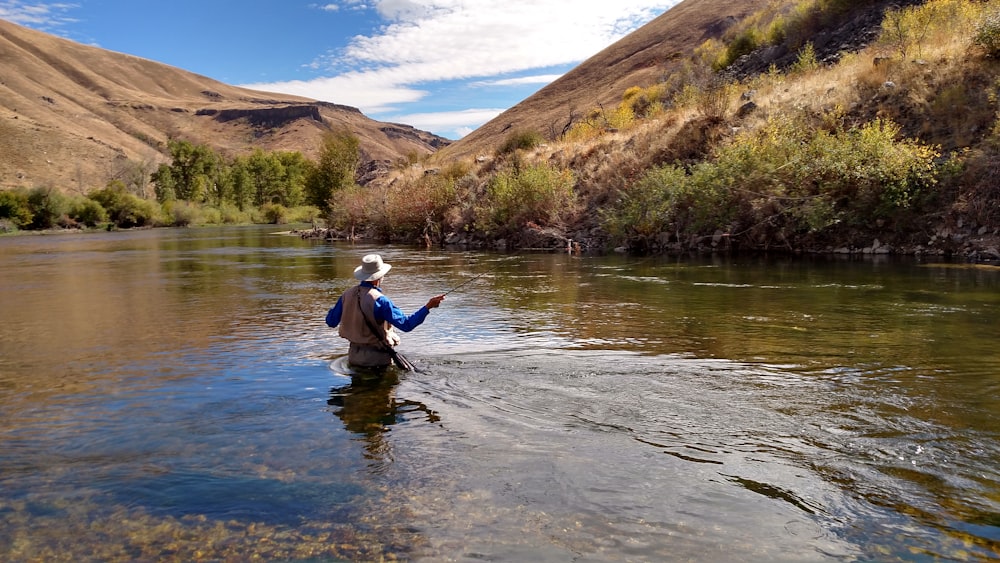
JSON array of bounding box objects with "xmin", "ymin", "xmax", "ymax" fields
[
  {"xmin": 151, "ymin": 162, "xmax": 177, "ymax": 202},
  {"xmin": 245, "ymin": 149, "xmax": 286, "ymax": 207},
  {"xmin": 305, "ymin": 130, "xmax": 360, "ymax": 209},
  {"xmin": 155, "ymin": 140, "xmax": 218, "ymax": 202},
  {"xmin": 227, "ymin": 158, "xmax": 254, "ymax": 211},
  {"xmin": 277, "ymin": 151, "xmax": 310, "ymax": 207}
]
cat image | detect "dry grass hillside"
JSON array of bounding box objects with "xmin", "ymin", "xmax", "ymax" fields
[
  {"xmin": 0, "ymin": 18, "xmax": 447, "ymax": 192},
  {"xmin": 439, "ymin": 0, "xmax": 770, "ymax": 160},
  {"xmin": 347, "ymin": 0, "xmax": 1000, "ymax": 259}
]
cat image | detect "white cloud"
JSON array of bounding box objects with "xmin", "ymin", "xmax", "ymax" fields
[
  {"xmin": 0, "ymin": 1, "xmax": 78, "ymax": 29},
  {"xmin": 342, "ymin": 0, "xmax": 677, "ymax": 74},
  {"xmin": 471, "ymin": 74, "xmax": 565, "ymax": 88},
  {"xmin": 244, "ymin": 0, "xmax": 680, "ymax": 118},
  {"xmin": 384, "ymin": 107, "xmax": 504, "ymax": 138},
  {"xmin": 245, "ymin": 67, "xmax": 430, "ymax": 115}
]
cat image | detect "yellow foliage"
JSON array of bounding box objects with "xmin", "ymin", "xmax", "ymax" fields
[{"xmin": 622, "ymin": 86, "xmax": 644, "ymax": 103}]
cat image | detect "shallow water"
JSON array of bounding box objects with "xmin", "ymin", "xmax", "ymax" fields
[{"xmin": 1, "ymin": 226, "xmax": 998, "ymax": 561}]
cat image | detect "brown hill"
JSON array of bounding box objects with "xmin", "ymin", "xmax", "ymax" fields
[
  {"xmin": 438, "ymin": 0, "xmax": 768, "ymax": 161},
  {"xmin": 0, "ymin": 18, "xmax": 447, "ymax": 192}
]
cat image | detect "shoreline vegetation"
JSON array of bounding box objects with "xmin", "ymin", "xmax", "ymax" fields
[{"xmin": 3, "ymin": 0, "xmax": 1000, "ymax": 263}]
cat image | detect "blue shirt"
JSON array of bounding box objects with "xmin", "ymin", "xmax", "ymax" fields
[{"xmin": 326, "ymin": 282, "xmax": 431, "ymax": 332}]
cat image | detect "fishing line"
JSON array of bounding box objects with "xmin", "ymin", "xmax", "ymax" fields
[{"xmin": 441, "ymin": 258, "xmax": 513, "ymax": 296}]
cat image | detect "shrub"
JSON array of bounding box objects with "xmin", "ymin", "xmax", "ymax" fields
[
  {"xmin": 164, "ymin": 200, "xmax": 205, "ymax": 226},
  {"xmin": 200, "ymin": 206, "xmax": 223, "ymax": 225},
  {"xmin": 496, "ymin": 129, "xmax": 545, "ymax": 156},
  {"xmin": 89, "ymin": 182, "xmax": 164, "ymax": 228},
  {"xmin": 0, "ymin": 189, "xmax": 33, "ymax": 228},
  {"xmin": 327, "ymin": 184, "xmax": 373, "ymax": 235},
  {"xmin": 261, "ymin": 203, "xmax": 288, "ymax": 224},
  {"xmin": 694, "ymin": 80, "xmax": 735, "ymax": 122},
  {"xmin": 218, "ymin": 203, "xmax": 252, "ymax": 224},
  {"xmin": 606, "ymin": 104, "xmax": 636, "ymax": 130},
  {"xmin": 717, "ymin": 27, "xmax": 763, "ymax": 70},
  {"xmin": 625, "ymin": 84, "xmax": 666, "ymax": 119},
  {"xmin": 602, "ymin": 164, "xmax": 688, "ymax": 244},
  {"xmin": 26, "ymin": 187, "xmax": 70, "ymax": 229},
  {"xmin": 790, "ymin": 42, "xmax": 819, "ymax": 73},
  {"xmin": 712, "ymin": 116, "xmax": 939, "ymax": 234},
  {"xmin": 405, "ymin": 173, "xmax": 463, "ymax": 239},
  {"xmin": 975, "ymin": 10, "xmax": 1000, "ymax": 57},
  {"xmin": 68, "ymin": 197, "xmax": 108, "ymax": 227},
  {"xmin": 603, "ymin": 114, "xmax": 941, "ymax": 250},
  {"xmin": 281, "ymin": 205, "xmax": 322, "ymax": 225},
  {"xmin": 879, "ymin": 0, "xmax": 984, "ymax": 60},
  {"xmin": 563, "ymin": 119, "xmax": 602, "ymax": 143},
  {"xmin": 477, "ymin": 163, "xmax": 575, "ymax": 237}
]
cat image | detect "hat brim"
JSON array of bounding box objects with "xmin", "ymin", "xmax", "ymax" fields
[{"xmin": 353, "ymin": 263, "xmax": 391, "ymax": 281}]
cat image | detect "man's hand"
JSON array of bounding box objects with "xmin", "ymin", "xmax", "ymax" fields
[{"xmin": 426, "ymin": 294, "xmax": 446, "ymax": 309}]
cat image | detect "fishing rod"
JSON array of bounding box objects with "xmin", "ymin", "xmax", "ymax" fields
[
  {"xmin": 442, "ymin": 268, "xmax": 495, "ymax": 296},
  {"xmin": 441, "ymin": 259, "xmax": 509, "ymax": 296}
]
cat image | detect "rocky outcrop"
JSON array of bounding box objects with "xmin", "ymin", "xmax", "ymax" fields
[
  {"xmin": 381, "ymin": 124, "xmax": 451, "ymax": 149},
  {"xmin": 196, "ymin": 105, "xmax": 323, "ymax": 127},
  {"xmin": 357, "ymin": 159, "xmax": 392, "ymax": 185}
]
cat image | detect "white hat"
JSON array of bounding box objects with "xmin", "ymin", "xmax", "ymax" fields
[{"xmin": 353, "ymin": 253, "xmax": 392, "ymax": 281}]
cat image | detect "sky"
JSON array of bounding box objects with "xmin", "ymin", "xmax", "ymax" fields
[{"xmin": 0, "ymin": 0, "xmax": 681, "ymax": 140}]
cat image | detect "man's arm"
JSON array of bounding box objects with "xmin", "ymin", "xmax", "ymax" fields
[
  {"xmin": 325, "ymin": 295, "xmax": 344, "ymax": 327},
  {"xmin": 374, "ymin": 294, "xmax": 443, "ymax": 332}
]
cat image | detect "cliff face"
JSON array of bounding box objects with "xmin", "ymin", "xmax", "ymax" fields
[
  {"xmin": 0, "ymin": 19, "xmax": 449, "ymax": 191},
  {"xmin": 200, "ymin": 105, "xmax": 324, "ymax": 127}
]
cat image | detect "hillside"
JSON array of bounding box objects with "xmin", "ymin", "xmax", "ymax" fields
[
  {"xmin": 0, "ymin": 18, "xmax": 447, "ymax": 192},
  {"xmin": 338, "ymin": 0, "xmax": 1000, "ymax": 259},
  {"xmin": 440, "ymin": 0, "xmax": 770, "ymax": 160}
]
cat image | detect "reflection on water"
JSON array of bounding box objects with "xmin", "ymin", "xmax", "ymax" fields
[
  {"xmin": 0, "ymin": 227, "xmax": 998, "ymax": 561},
  {"xmin": 328, "ymin": 358, "xmax": 440, "ymax": 473}
]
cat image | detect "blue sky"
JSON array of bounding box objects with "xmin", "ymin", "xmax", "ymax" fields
[{"xmin": 1, "ymin": 0, "xmax": 681, "ymax": 139}]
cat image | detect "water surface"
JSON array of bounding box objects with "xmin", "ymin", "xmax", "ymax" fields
[{"xmin": 1, "ymin": 226, "xmax": 998, "ymax": 561}]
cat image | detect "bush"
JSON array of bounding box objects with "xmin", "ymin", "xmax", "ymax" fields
[
  {"xmin": 0, "ymin": 189, "xmax": 33, "ymax": 228},
  {"xmin": 975, "ymin": 10, "xmax": 1000, "ymax": 57},
  {"xmin": 327, "ymin": 184, "xmax": 373, "ymax": 235},
  {"xmin": 285, "ymin": 205, "xmax": 322, "ymax": 224},
  {"xmin": 603, "ymin": 114, "xmax": 941, "ymax": 250},
  {"xmin": 717, "ymin": 27, "xmax": 763, "ymax": 70},
  {"xmin": 89, "ymin": 183, "xmax": 164, "ymax": 228},
  {"xmin": 383, "ymin": 172, "xmax": 460, "ymax": 240},
  {"xmin": 68, "ymin": 197, "xmax": 108, "ymax": 227},
  {"xmin": 200, "ymin": 206, "xmax": 223, "ymax": 225},
  {"xmin": 26, "ymin": 187, "xmax": 70, "ymax": 229},
  {"xmin": 164, "ymin": 200, "xmax": 205, "ymax": 226},
  {"xmin": 790, "ymin": 42, "xmax": 819, "ymax": 73},
  {"xmin": 477, "ymin": 163, "xmax": 575, "ymax": 237},
  {"xmin": 624, "ymin": 84, "xmax": 666, "ymax": 119},
  {"xmin": 496, "ymin": 129, "xmax": 545, "ymax": 156},
  {"xmin": 602, "ymin": 164, "xmax": 687, "ymax": 244},
  {"xmin": 261, "ymin": 203, "xmax": 288, "ymax": 224}
]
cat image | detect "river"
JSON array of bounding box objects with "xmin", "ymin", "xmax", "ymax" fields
[{"xmin": 0, "ymin": 226, "xmax": 998, "ymax": 561}]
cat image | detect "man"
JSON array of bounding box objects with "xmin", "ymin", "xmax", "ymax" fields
[{"xmin": 326, "ymin": 254, "xmax": 445, "ymax": 369}]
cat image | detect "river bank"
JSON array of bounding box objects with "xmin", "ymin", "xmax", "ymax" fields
[{"xmin": 293, "ymin": 221, "xmax": 1000, "ymax": 262}]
